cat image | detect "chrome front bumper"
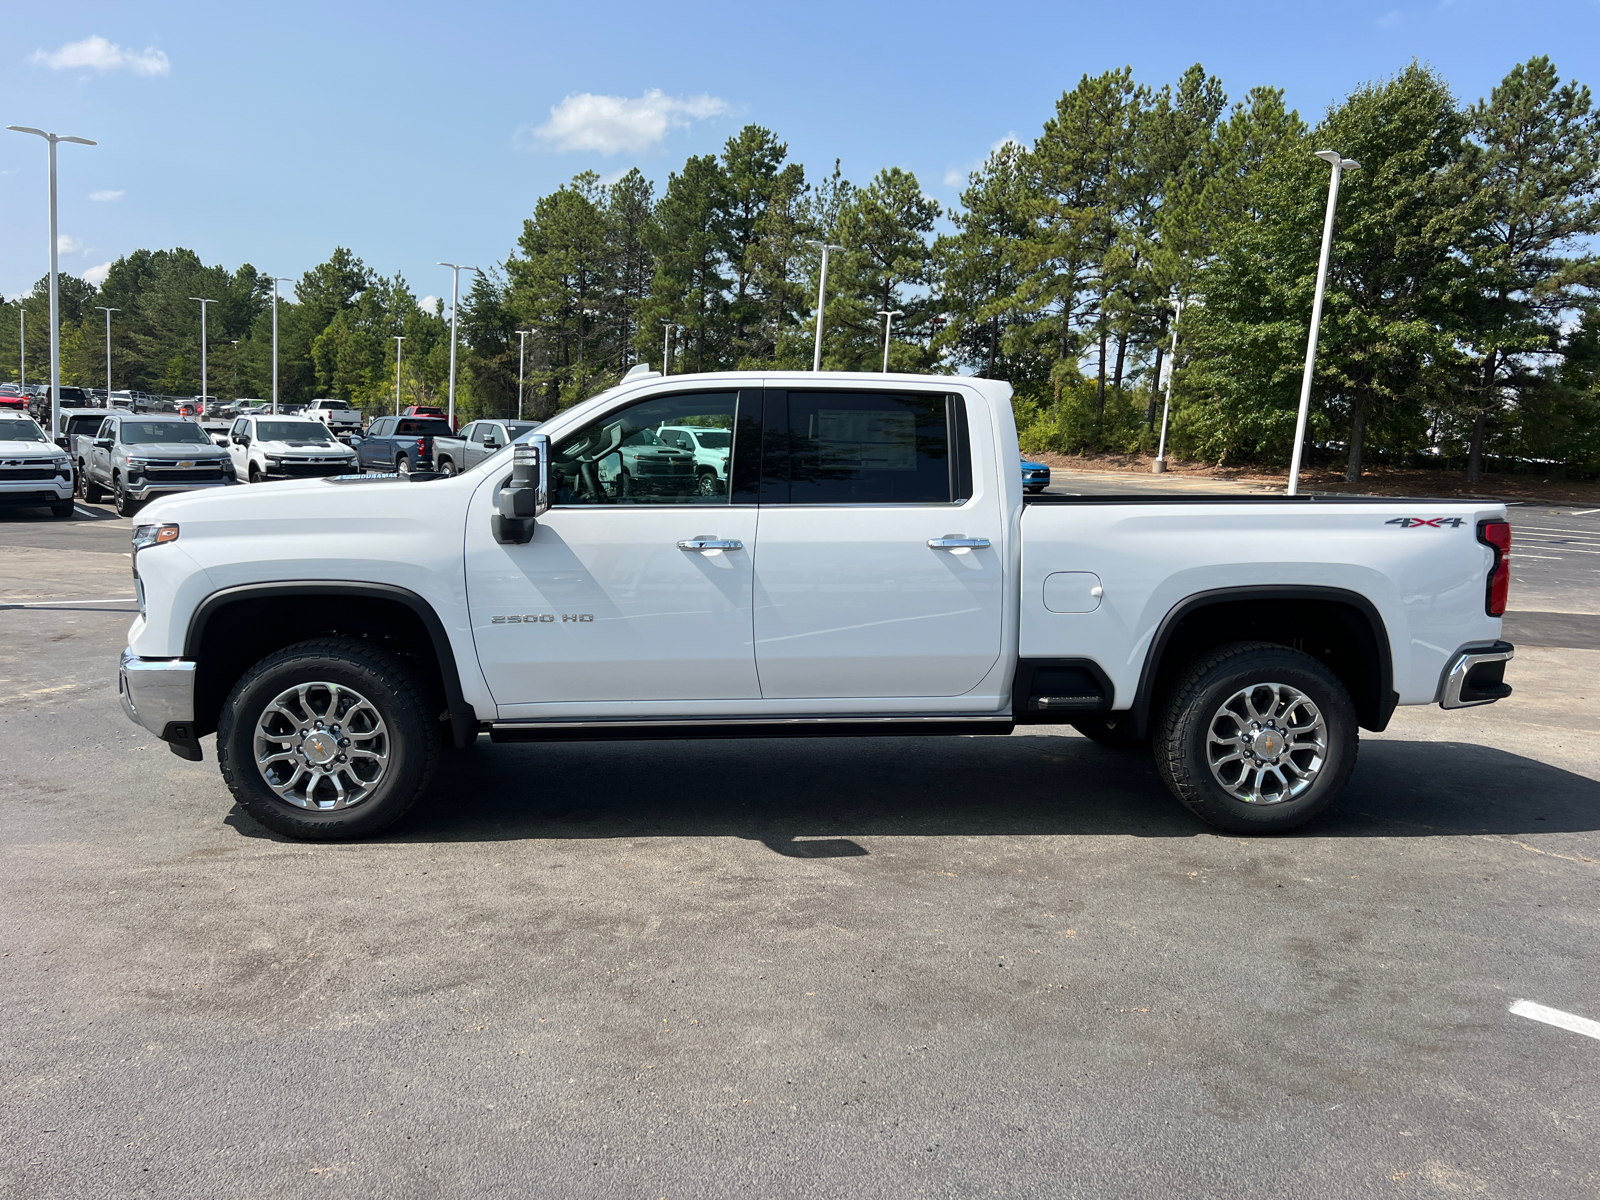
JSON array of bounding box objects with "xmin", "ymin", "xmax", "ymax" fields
[
  {"xmin": 1438, "ymin": 641, "xmax": 1515, "ymax": 709},
  {"xmin": 119, "ymin": 649, "xmax": 202, "ymax": 759},
  {"xmin": 126, "ymin": 479, "xmax": 232, "ymax": 500}
]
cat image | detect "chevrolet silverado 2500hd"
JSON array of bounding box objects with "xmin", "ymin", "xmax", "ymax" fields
[{"xmin": 117, "ymin": 371, "xmax": 1515, "ymax": 841}]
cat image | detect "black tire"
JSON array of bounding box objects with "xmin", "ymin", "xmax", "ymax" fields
[
  {"xmin": 696, "ymin": 470, "xmax": 720, "ymax": 496},
  {"xmin": 1027, "ymin": 485, "xmax": 1045, "ymax": 494},
  {"xmin": 248, "ymin": 463, "xmax": 262, "ymax": 484},
  {"xmin": 51, "ymin": 500, "xmax": 74, "ymax": 519},
  {"xmin": 1154, "ymin": 641, "xmax": 1357, "ymax": 834},
  {"xmin": 83, "ymin": 471, "xmax": 104, "ymax": 504},
  {"xmin": 1070, "ymin": 713, "xmax": 1146, "ymax": 749},
  {"xmin": 396, "ymin": 455, "xmax": 411, "ymax": 476},
  {"xmin": 113, "ymin": 475, "xmax": 142, "ymax": 518},
  {"xmin": 217, "ymin": 637, "xmax": 441, "ymax": 840},
  {"xmin": 437, "ymin": 458, "xmax": 456, "ymax": 477}
]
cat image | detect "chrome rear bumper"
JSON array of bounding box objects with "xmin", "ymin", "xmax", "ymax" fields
[{"xmin": 1438, "ymin": 641, "xmax": 1515, "ymax": 709}]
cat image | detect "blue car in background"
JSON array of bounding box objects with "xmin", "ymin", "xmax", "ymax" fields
[{"xmin": 1021, "ymin": 455, "xmax": 1050, "ymax": 494}]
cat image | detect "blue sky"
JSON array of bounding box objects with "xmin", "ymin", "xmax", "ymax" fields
[{"xmin": 2, "ymin": 1, "xmax": 1595, "ymax": 307}]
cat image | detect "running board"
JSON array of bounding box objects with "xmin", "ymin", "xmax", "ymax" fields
[{"xmin": 488, "ymin": 715, "xmax": 1015, "ymax": 743}]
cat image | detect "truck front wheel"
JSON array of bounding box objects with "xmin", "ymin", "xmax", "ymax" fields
[
  {"xmin": 217, "ymin": 637, "xmax": 441, "ymax": 840},
  {"xmin": 1154, "ymin": 641, "xmax": 1357, "ymax": 834},
  {"xmin": 81, "ymin": 469, "xmax": 104, "ymax": 504}
]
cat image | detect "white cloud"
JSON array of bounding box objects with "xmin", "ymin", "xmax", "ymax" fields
[
  {"xmin": 518, "ymin": 88, "xmax": 729, "ymax": 155},
  {"xmin": 57, "ymin": 234, "xmax": 83, "ymax": 254},
  {"xmin": 82, "ymin": 262, "xmax": 112, "ymax": 287},
  {"xmin": 944, "ymin": 134, "xmax": 1025, "ymax": 190},
  {"xmin": 30, "ymin": 35, "xmax": 170, "ymax": 76},
  {"xmin": 416, "ymin": 295, "xmax": 440, "ymax": 315},
  {"xmin": 90, "ymin": 189, "xmax": 125, "ymax": 202}
]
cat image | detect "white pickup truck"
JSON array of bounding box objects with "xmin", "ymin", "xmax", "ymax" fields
[
  {"xmin": 118, "ymin": 371, "xmax": 1515, "ymax": 841},
  {"xmin": 303, "ymin": 398, "xmax": 364, "ymax": 439}
]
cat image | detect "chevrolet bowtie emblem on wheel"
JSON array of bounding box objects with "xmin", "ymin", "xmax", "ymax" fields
[{"xmin": 490, "ymin": 613, "xmax": 594, "ymax": 624}]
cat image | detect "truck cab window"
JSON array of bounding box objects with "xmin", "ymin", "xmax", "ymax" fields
[
  {"xmin": 766, "ymin": 391, "xmax": 967, "ymax": 505},
  {"xmin": 552, "ymin": 391, "xmax": 738, "ymax": 506}
]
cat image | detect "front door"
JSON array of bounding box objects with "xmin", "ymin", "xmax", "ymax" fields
[
  {"xmin": 465, "ymin": 387, "xmax": 759, "ymax": 715},
  {"xmin": 752, "ymin": 388, "xmax": 1006, "ymax": 700}
]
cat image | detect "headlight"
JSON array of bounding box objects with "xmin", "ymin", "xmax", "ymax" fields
[
  {"xmin": 265, "ymin": 453, "xmax": 284, "ymax": 463},
  {"xmin": 131, "ymin": 523, "xmax": 179, "ymax": 551},
  {"xmin": 125, "ymin": 456, "xmax": 150, "ymax": 468},
  {"xmin": 53, "ymin": 457, "xmax": 71, "ymax": 472}
]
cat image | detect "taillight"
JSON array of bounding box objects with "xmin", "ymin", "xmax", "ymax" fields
[
  {"xmin": 1478, "ymin": 519, "xmax": 1511, "ymax": 616},
  {"xmin": 417, "ymin": 438, "xmax": 426, "ymax": 453}
]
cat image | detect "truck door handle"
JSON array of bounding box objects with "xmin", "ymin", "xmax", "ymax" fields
[
  {"xmin": 678, "ymin": 537, "xmax": 744, "ymax": 551},
  {"xmin": 928, "ymin": 537, "xmax": 991, "ymax": 549}
]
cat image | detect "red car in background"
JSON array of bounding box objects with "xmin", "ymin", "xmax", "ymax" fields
[
  {"xmin": 0, "ymin": 386, "xmax": 28, "ymax": 412},
  {"xmin": 402, "ymin": 405, "xmax": 447, "ymax": 419}
]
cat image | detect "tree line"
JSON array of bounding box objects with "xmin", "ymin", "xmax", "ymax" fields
[{"xmin": 1, "ymin": 55, "xmax": 1595, "ymax": 480}]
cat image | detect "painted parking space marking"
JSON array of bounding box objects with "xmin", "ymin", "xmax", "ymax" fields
[{"xmin": 1510, "ymin": 1000, "xmax": 1600, "ymax": 1042}]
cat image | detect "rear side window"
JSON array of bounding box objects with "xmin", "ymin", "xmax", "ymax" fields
[
  {"xmin": 368, "ymin": 418, "xmax": 393, "ymax": 437},
  {"xmin": 397, "ymin": 419, "xmax": 452, "ymax": 437},
  {"xmin": 763, "ymin": 390, "xmax": 970, "ymax": 505}
]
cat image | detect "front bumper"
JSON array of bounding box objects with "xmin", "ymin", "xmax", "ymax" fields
[
  {"xmin": 0, "ymin": 478, "xmax": 72, "ymax": 504},
  {"xmin": 1438, "ymin": 641, "xmax": 1515, "ymax": 709},
  {"xmin": 265, "ymin": 461, "xmax": 357, "ymax": 479},
  {"xmin": 119, "ymin": 649, "xmax": 202, "ymax": 760},
  {"xmin": 126, "ymin": 478, "xmax": 233, "ymax": 500}
]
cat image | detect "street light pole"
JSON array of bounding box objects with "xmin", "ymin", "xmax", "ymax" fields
[
  {"xmin": 266, "ymin": 276, "xmax": 291, "ymax": 415},
  {"xmin": 659, "ymin": 318, "xmax": 673, "ymax": 377},
  {"xmin": 18, "ymin": 309, "xmax": 23, "ymax": 390},
  {"xmin": 438, "ymin": 262, "xmax": 480, "ymax": 429},
  {"xmin": 876, "ymin": 309, "xmax": 904, "ymax": 373},
  {"xmin": 95, "ymin": 306, "xmax": 120, "ymax": 399},
  {"xmin": 806, "ymin": 240, "xmax": 845, "ymax": 372},
  {"xmin": 393, "ymin": 336, "xmax": 405, "ymax": 415},
  {"xmin": 1154, "ymin": 298, "xmax": 1182, "ymax": 474},
  {"xmin": 8, "ymin": 126, "xmax": 96, "ymax": 441},
  {"xmin": 1287, "ymin": 149, "xmax": 1361, "ymax": 496},
  {"xmin": 189, "ymin": 297, "xmax": 217, "ymax": 410},
  {"xmin": 516, "ymin": 329, "xmax": 531, "ymax": 420}
]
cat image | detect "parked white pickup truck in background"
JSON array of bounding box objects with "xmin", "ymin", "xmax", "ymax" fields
[
  {"xmin": 118, "ymin": 371, "xmax": 1515, "ymax": 841},
  {"xmin": 0, "ymin": 412, "xmax": 75, "ymax": 518},
  {"xmin": 303, "ymin": 398, "xmax": 364, "ymax": 439}
]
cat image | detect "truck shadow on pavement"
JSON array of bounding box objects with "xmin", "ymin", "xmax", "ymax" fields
[{"xmin": 222, "ymin": 733, "xmax": 1600, "ymax": 853}]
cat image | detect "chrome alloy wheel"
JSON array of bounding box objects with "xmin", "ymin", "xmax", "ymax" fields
[
  {"xmin": 253, "ymin": 681, "xmax": 390, "ymax": 810},
  {"xmin": 1205, "ymin": 681, "xmax": 1327, "ymax": 805}
]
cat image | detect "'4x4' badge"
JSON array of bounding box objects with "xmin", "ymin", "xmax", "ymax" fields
[{"xmin": 1386, "ymin": 517, "xmax": 1466, "ymax": 528}]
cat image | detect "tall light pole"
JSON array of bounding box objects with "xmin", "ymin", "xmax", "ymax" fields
[
  {"xmin": 266, "ymin": 276, "xmax": 291, "ymax": 415},
  {"xmin": 516, "ymin": 329, "xmax": 531, "ymax": 420},
  {"xmin": 806, "ymin": 240, "xmax": 845, "ymax": 372},
  {"xmin": 230, "ymin": 338, "xmax": 240, "ymax": 400},
  {"xmin": 393, "ymin": 335, "xmax": 405, "ymax": 415},
  {"xmin": 1287, "ymin": 150, "xmax": 1361, "ymax": 496},
  {"xmin": 438, "ymin": 262, "xmax": 480, "ymax": 428},
  {"xmin": 876, "ymin": 309, "xmax": 903, "ymax": 373},
  {"xmin": 8, "ymin": 126, "xmax": 96, "ymax": 441},
  {"xmin": 95, "ymin": 306, "xmax": 119, "ymax": 399},
  {"xmin": 19, "ymin": 308, "xmax": 26, "ymax": 389},
  {"xmin": 189, "ymin": 297, "xmax": 217, "ymax": 410},
  {"xmin": 1153, "ymin": 298, "xmax": 1182, "ymax": 474}
]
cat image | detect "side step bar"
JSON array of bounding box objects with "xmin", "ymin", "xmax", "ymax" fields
[{"xmin": 489, "ymin": 715, "xmax": 1015, "ymax": 743}]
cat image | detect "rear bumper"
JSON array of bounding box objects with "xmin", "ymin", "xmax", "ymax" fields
[
  {"xmin": 1438, "ymin": 641, "xmax": 1515, "ymax": 709},
  {"xmin": 119, "ymin": 649, "xmax": 202, "ymax": 759}
]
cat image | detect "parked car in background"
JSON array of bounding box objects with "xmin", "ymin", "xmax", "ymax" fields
[
  {"xmin": 227, "ymin": 416, "xmax": 359, "ymax": 483},
  {"xmin": 1021, "ymin": 455, "xmax": 1050, "ymax": 494},
  {"xmin": 0, "ymin": 384, "xmax": 29, "ymax": 412},
  {"xmin": 351, "ymin": 415, "xmax": 453, "ymax": 474},
  {"xmin": 76, "ymin": 412, "xmax": 236, "ymax": 516},
  {"xmin": 656, "ymin": 423, "xmax": 732, "ymax": 496},
  {"xmin": 60, "ymin": 408, "xmax": 117, "ymax": 457},
  {"xmin": 402, "ymin": 405, "xmax": 448, "ymax": 420},
  {"xmin": 305, "ymin": 398, "xmax": 364, "ymax": 438},
  {"xmin": 0, "ymin": 412, "xmax": 74, "ymax": 518},
  {"xmin": 432, "ymin": 419, "xmax": 542, "ymax": 476}
]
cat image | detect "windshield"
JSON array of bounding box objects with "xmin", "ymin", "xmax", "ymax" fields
[
  {"xmin": 119, "ymin": 421, "xmax": 212, "ymax": 446},
  {"xmin": 0, "ymin": 418, "xmax": 47, "ymax": 442},
  {"xmin": 624, "ymin": 428, "xmax": 665, "ymax": 447},
  {"xmin": 257, "ymin": 421, "xmax": 337, "ymax": 443}
]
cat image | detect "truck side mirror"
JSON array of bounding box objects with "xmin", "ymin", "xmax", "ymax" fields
[
  {"xmin": 492, "ymin": 434, "xmax": 549, "ymax": 545},
  {"xmin": 95, "ymin": 437, "xmax": 113, "ymax": 449}
]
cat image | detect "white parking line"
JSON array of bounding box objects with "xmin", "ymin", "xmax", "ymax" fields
[
  {"xmin": 0, "ymin": 597, "xmax": 137, "ymax": 608},
  {"xmin": 1510, "ymin": 999, "xmax": 1600, "ymax": 1041}
]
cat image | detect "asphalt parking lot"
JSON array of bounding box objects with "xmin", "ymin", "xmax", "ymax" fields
[{"xmin": 2, "ymin": 490, "xmax": 1597, "ymax": 1200}]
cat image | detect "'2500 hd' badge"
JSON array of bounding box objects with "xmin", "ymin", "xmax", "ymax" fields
[
  {"xmin": 1385, "ymin": 517, "xmax": 1467, "ymax": 528},
  {"xmin": 490, "ymin": 613, "xmax": 594, "ymax": 624}
]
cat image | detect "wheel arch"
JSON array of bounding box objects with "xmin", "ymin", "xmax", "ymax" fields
[
  {"xmin": 184, "ymin": 582, "xmax": 477, "ymax": 748},
  {"xmin": 1130, "ymin": 585, "xmax": 1396, "ymax": 737}
]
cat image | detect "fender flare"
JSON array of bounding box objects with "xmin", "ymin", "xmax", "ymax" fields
[
  {"xmin": 184, "ymin": 580, "xmax": 478, "ymax": 747},
  {"xmin": 1129, "ymin": 584, "xmax": 1397, "ymax": 735}
]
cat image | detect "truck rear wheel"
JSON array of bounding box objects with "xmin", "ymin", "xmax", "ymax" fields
[
  {"xmin": 217, "ymin": 637, "xmax": 441, "ymax": 840},
  {"xmin": 1154, "ymin": 641, "xmax": 1357, "ymax": 834}
]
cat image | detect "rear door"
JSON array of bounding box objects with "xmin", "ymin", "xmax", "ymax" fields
[{"xmin": 751, "ymin": 388, "xmax": 1005, "ymax": 700}]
